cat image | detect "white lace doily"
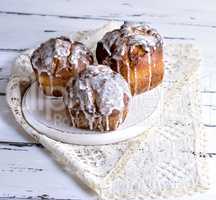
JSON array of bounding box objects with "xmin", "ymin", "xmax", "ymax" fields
[{"xmin": 6, "ymin": 22, "xmax": 209, "ymax": 200}]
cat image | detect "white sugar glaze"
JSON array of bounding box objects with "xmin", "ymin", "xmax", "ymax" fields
[
  {"xmin": 100, "ymin": 21, "xmax": 163, "ymax": 59},
  {"xmin": 31, "ymin": 37, "xmax": 93, "ymax": 77},
  {"xmin": 97, "ymin": 21, "xmax": 163, "ymax": 95},
  {"xmin": 65, "ymin": 65, "xmax": 132, "ymax": 131},
  {"xmin": 30, "ymin": 36, "xmax": 93, "ymax": 96}
]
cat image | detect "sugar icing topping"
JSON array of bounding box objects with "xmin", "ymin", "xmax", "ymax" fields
[
  {"xmin": 100, "ymin": 21, "xmax": 163, "ymax": 57},
  {"xmin": 97, "ymin": 21, "xmax": 163, "ymax": 95},
  {"xmin": 65, "ymin": 65, "xmax": 132, "ymax": 131},
  {"xmin": 31, "ymin": 36, "xmax": 93, "ymax": 77}
]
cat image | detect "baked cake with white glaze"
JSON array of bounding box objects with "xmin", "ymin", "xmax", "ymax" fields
[
  {"xmin": 31, "ymin": 36, "xmax": 94, "ymax": 97},
  {"xmin": 64, "ymin": 65, "xmax": 132, "ymax": 131},
  {"xmin": 96, "ymin": 21, "xmax": 164, "ymax": 95}
]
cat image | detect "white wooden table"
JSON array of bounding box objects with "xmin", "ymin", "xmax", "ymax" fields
[{"xmin": 0, "ymin": 0, "xmax": 216, "ymax": 199}]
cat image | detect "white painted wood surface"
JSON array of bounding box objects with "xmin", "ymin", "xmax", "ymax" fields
[{"xmin": 0, "ymin": 0, "xmax": 216, "ymax": 199}]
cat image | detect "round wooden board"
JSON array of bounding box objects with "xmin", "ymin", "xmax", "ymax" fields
[{"xmin": 22, "ymin": 82, "xmax": 160, "ymax": 145}]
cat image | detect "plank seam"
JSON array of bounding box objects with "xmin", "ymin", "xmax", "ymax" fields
[
  {"xmin": 1, "ymin": 10, "xmax": 216, "ymax": 29},
  {"xmin": 0, "ymin": 141, "xmax": 43, "ymax": 148}
]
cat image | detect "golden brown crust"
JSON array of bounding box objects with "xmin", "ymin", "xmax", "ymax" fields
[
  {"xmin": 64, "ymin": 65, "xmax": 131, "ymax": 132},
  {"xmin": 67, "ymin": 108, "xmax": 129, "ymax": 131},
  {"xmin": 96, "ymin": 22, "xmax": 164, "ymax": 95},
  {"xmin": 31, "ymin": 37, "xmax": 94, "ymax": 97}
]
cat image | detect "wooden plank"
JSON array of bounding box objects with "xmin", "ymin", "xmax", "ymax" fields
[
  {"xmin": 0, "ymin": 51, "xmax": 19, "ymax": 94},
  {"xmin": 0, "ymin": 14, "xmax": 106, "ymax": 50},
  {"xmin": 0, "ymin": 0, "xmax": 216, "ymax": 27},
  {"xmin": 0, "ymin": 5, "xmax": 216, "ymax": 50},
  {"xmin": 0, "ymin": 13, "xmax": 206, "ymax": 50},
  {"xmin": 0, "ymin": 96, "xmax": 38, "ymax": 142},
  {"xmin": 0, "ymin": 143, "xmax": 96, "ymax": 200},
  {"xmin": 2, "ymin": 0, "xmax": 216, "ymax": 14},
  {"xmin": 0, "ymin": 13, "xmax": 214, "ymax": 50}
]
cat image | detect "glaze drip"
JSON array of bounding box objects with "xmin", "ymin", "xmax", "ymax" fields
[
  {"xmin": 147, "ymin": 52, "xmax": 152, "ymax": 91},
  {"xmin": 30, "ymin": 36, "xmax": 94, "ymax": 96},
  {"xmin": 99, "ymin": 21, "xmax": 163, "ymax": 59},
  {"xmin": 65, "ymin": 65, "xmax": 131, "ymax": 131},
  {"xmin": 96, "ymin": 21, "xmax": 163, "ymax": 95},
  {"xmin": 31, "ymin": 36, "xmax": 93, "ymax": 77}
]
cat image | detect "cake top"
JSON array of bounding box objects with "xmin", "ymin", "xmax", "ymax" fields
[
  {"xmin": 31, "ymin": 36, "xmax": 93, "ymax": 77},
  {"xmin": 65, "ymin": 65, "xmax": 131, "ymax": 117},
  {"xmin": 99, "ymin": 21, "xmax": 163, "ymax": 57}
]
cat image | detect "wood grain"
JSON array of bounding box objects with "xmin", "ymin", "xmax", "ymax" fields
[
  {"xmin": 0, "ymin": 143, "xmax": 96, "ymax": 200},
  {"xmin": 0, "ymin": 0, "xmax": 216, "ymax": 25}
]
